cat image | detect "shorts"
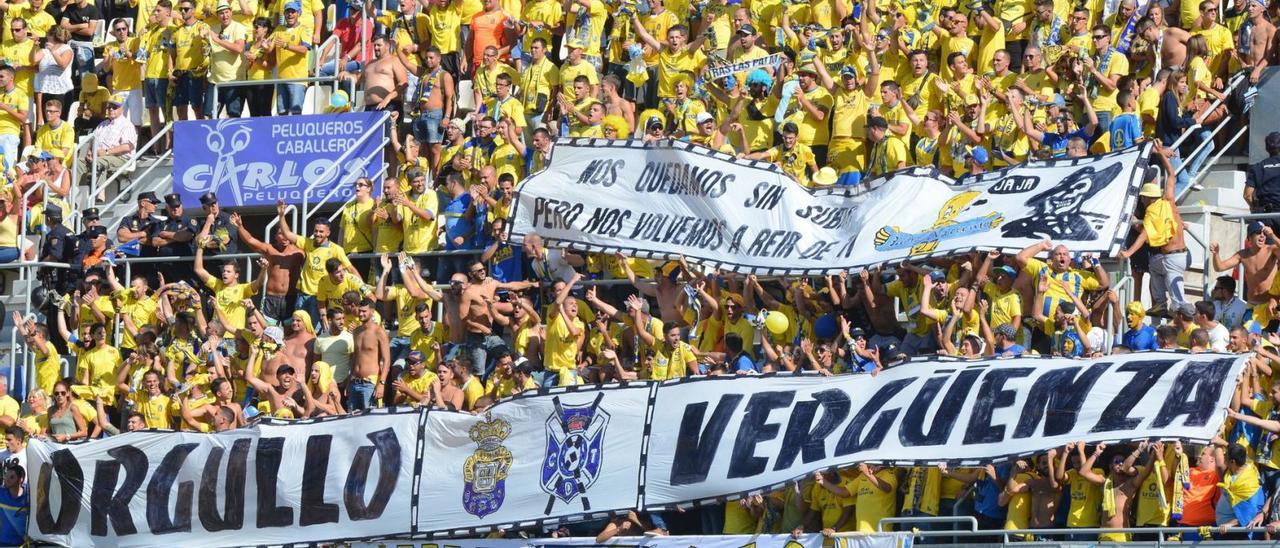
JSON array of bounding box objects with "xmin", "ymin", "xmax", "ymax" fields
[
  {"xmin": 143, "ymin": 78, "xmax": 168, "ymax": 109},
  {"xmin": 413, "ymin": 109, "xmax": 445, "ymax": 144},
  {"xmin": 261, "ymin": 293, "xmax": 292, "ymax": 324},
  {"xmin": 173, "ymin": 72, "xmax": 206, "ymax": 107},
  {"xmin": 119, "ymin": 89, "xmax": 143, "ymax": 125}
]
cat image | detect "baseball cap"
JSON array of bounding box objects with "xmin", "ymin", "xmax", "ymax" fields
[
  {"xmin": 108, "ymin": 92, "xmax": 126, "ymax": 106},
  {"xmin": 1175, "ymin": 302, "xmax": 1195, "ymax": 318},
  {"xmin": 406, "ymin": 350, "xmax": 425, "ymax": 363},
  {"xmin": 263, "ymin": 326, "xmax": 285, "ymax": 345},
  {"xmin": 964, "ymin": 94, "xmax": 980, "ymax": 106},
  {"xmin": 1138, "ymin": 182, "xmax": 1161, "ymax": 198},
  {"xmin": 1250, "ymin": 221, "xmax": 1266, "ymax": 235},
  {"xmin": 199, "ymin": 191, "xmax": 218, "ymax": 207},
  {"xmin": 695, "ymin": 111, "xmax": 714, "ymax": 125},
  {"xmin": 995, "ymin": 265, "xmax": 1017, "ymax": 279},
  {"xmin": 737, "ymin": 23, "xmax": 757, "ymax": 36},
  {"xmin": 136, "ymin": 191, "xmax": 160, "ymax": 204},
  {"xmin": 646, "ymin": 115, "xmax": 664, "ymax": 130},
  {"xmin": 1267, "ymin": 131, "xmax": 1280, "ymax": 151},
  {"xmin": 928, "ymin": 269, "xmax": 947, "ymax": 282},
  {"xmin": 164, "ymin": 193, "xmax": 183, "ymax": 208},
  {"xmin": 840, "ymin": 65, "xmax": 858, "ymax": 79},
  {"xmin": 797, "ymin": 63, "xmax": 818, "ymax": 75},
  {"xmin": 284, "ymin": 0, "xmax": 301, "ymax": 11},
  {"xmin": 967, "ymin": 146, "xmax": 989, "ymax": 165}
]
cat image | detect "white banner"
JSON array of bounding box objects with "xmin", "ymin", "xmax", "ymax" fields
[
  {"xmin": 351, "ymin": 532, "xmax": 910, "ymax": 547},
  {"xmin": 643, "ymin": 353, "xmax": 1245, "ymax": 507},
  {"xmin": 27, "ymin": 411, "xmax": 421, "ymax": 547},
  {"xmin": 511, "ymin": 139, "xmax": 1150, "ymax": 274},
  {"xmin": 25, "ymin": 353, "xmax": 1242, "ymax": 545},
  {"xmin": 417, "ymin": 385, "xmax": 652, "ymax": 537},
  {"xmin": 706, "ymin": 54, "xmax": 787, "ymax": 80}
]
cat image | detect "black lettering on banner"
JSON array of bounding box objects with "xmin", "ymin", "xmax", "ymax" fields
[
  {"xmin": 146, "ymin": 443, "xmax": 198, "ymax": 534},
  {"xmin": 1014, "ymin": 363, "xmax": 1110, "ymax": 438},
  {"xmin": 634, "ymin": 162, "xmax": 730, "ymax": 198},
  {"xmin": 575, "ymin": 159, "xmax": 622, "ymax": 187},
  {"xmin": 746, "ymin": 230, "xmax": 802, "ymax": 259},
  {"xmin": 301, "ymin": 435, "xmax": 340, "ymax": 526},
  {"xmin": 1152, "ymin": 357, "xmax": 1236, "ymax": 428},
  {"xmin": 1091, "ymin": 359, "xmax": 1177, "ymax": 432},
  {"xmin": 580, "ymin": 207, "xmax": 631, "ymax": 238},
  {"xmin": 835, "ymin": 378, "xmax": 915, "ymax": 456},
  {"xmin": 198, "ymin": 439, "xmax": 250, "ymax": 532},
  {"xmin": 90, "ymin": 445, "xmax": 147, "ymax": 536},
  {"xmin": 255, "ymin": 437, "xmax": 293, "ymax": 528},
  {"xmin": 728, "ymin": 391, "xmax": 796, "ymax": 479},
  {"xmin": 344, "ymin": 428, "xmax": 402, "ymax": 521},
  {"xmin": 901, "ymin": 370, "xmax": 982, "ymax": 447},
  {"xmin": 963, "ymin": 368, "xmax": 1034, "ymax": 444},
  {"xmin": 531, "ymin": 197, "xmax": 584, "ymax": 231},
  {"xmin": 670, "ymin": 395, "xmax": 743, "ymax": 486},
  {"xmin": 35, "ymin": 448, "xmax": 83, "ymax": 535},
  {"xmin": 744, "ymin": 182, "xmax": 785, "ymax": 210},
  {"xmin": 727, "ymin": 226, "xmax": 748, "ymax": 253},
  {"xmin": 774, "ymin": 389, "xmax": 852, "ymax": 470}
]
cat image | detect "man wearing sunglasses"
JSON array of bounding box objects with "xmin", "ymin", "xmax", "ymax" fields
[{"xmin": 102, "ymin": 18, "xmax": 144, "ymax": 128}]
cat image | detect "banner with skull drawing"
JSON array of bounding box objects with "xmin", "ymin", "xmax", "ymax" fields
[
  {"xmin": 511, "ymin": 139, "xmax": 1152, "ymax": 274},
  {"xmin": 416, "ymin": 385, "xmax": 653, "ymax": 537}
]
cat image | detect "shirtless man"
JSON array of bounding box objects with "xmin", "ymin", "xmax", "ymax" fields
[
  {"xmin": 257, "ymin": 326, "xmax": 287, "ymax": 384},
  {"xmin": 413, "ymin": 47, "xmax": 456, "ymax": 173},
  {"xmin": 230, "ymin": 212, "xmax": 304, "ymax": 323},
  {"xmin": 619, "ymin": 253, "xmax": 694, "ymax": 325},
  {"xmin": 461, "ymin": 260, "xmax": 536, "ymax": 376},
  {"xmin": 358, "ymin": 35, "xmax": 407, "ymax": 111},
  {"xmin": 280, "ymin": 310, "xmax": 315, "ymax": 370},
  {"xmin": 349, "ymin": 298, "xmax": 390, "ymax": 411},
  {"xmin": 444, "ymin": 272, "xmax": 469, "ymax": 346},
  {"xmin": 1211, "ymin": 222, "xmax": 1280, "ymax": 303},
  {"xmin": 1235, "ymin": 0, "xmax": 1273, "ymax": 83},
  {"xmin": 244, "ymin": 349, "xmax": 309, "ymax": 418},
  {"xmin": 600, "ymin": 75, "xmax": 635, "ymax": 133},
  {"xmin": 1137, "ymin": 16, "xmax": 1189, "ymax": 71},
  {"xmin": 1077, "ymin": 441, "xmax": 1153, "ymax": 542}
]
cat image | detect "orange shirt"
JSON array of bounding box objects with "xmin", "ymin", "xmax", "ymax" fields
[
  {"xmin": 1178, "ymin": 468, "xmax": 1219, "ymax": 526},
  {"xmin": 470, "ymin": 10, "xmax": 508, "ymax": 66}
]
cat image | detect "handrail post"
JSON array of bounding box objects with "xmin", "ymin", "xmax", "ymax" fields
[{"xmin": 299, "ymin": 110, "xmax": 389, "ymax": 230}]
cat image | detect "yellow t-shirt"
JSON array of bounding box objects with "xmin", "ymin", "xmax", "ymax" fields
[
  {"xmin": 208, "ymin": 20, "xmax": 250, "ymax": 83},
  {"xmin": 270, "ymin": 24, "xmax": 310, "ymax": 79},
  {"xmin": 384, "ymin": 285, "xmax": 426, "ymax": 338},
  {"xmin": 983, "ymin": 282, "xmax": 1022, "ymax": 332},
  {"xmin": 1089, "ymin": 50, "xmax": 1128, "ymax": 112},
  {"xmin": 1, "ymin": 40, "xmax": 36, "ymax": 97},
  {"xmin": 425, "ymin": 5, "xmax": 462, "ymax": 52},
  {"xmin": 1066, "ymin": 468, "xmax": 1103, "ymax": 527},
  {"xmin": 810, "ymin": 479, "xmax": 855, "ymax": 529},
  {"xmin": 1134, "ymin": 462, "xmax": 1171, "ymax": 526},
  {"xmin": 655, "ymin": 47, "xmax": 705, "ymax": 98},
  {"xmin": 295, "ymin": 236, "xmax": 351, "ymax": 296},
  {"xmin": 401, "ymin": 190, "xmax": 441, "ymax": 253},
  {"xmin": 520, "ymin": 57, "xmax": 560, "ymax": 113},
  {"xmin": 0, "ymin": 87, "xmax": 25, "ymax": 137},
  {"xmin": 206, "ymin": 278, "xmax": 256, "ymax": 329},
  {"xmin": 544, "ymin": 310, "xmax": 582, "ymax": 375},
  {"xmin": 900, "ymin": 467, "xmax": 942, "ymax": 516},
  {"xmin": 131, "ymin": 391, "xmax": 173, "ymax": 429},
  {"xmin": 78, "ymin": 345, "xmax": 122, "ymax": 404},
  {"xmin": 317, "ymin": 274, "xmax": 366, "ymax": 308},
  {"xmin": 35, "ymin": 121, "xmax": 75, "ymax": 164},
  {"xmin": 35, "ymin": 340, "xmax": 60, "ymax": 396},
  {"xmin": 0, "ymin": 395, "xmax": 18, "ymax": 423},
  {"xmin": 853, "ymin": 468, "xmax": 899, "ymax": 532},
  {"xmin": 400, "ymin": 369, "xmax": 438, "ymax": 406},
  {"xmin": 339, "ymin": 199, "xmax": 374, "ymax": 253},
  {"xmin": 1005, "ymin": 471, "xmax": 1035, "ymax": 530},
  {"xmin": 794, "ymin": 86, "xmax": 833, "ymax": 146},
  {"xmin": 113, "ymin": 290, "xmax": 158, "ymax": 350},
  {"xmin": 767, "ymin": 143, "xmax": 816, "ymax": 187},
  {"xmin": 142, "ymin": 26, "xmax": 176, "ymax": 80},
  {"xmin": 172, "ymin": 20, "xmax": 210, "ymax": 72}
]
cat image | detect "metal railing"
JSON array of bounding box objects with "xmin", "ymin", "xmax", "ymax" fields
[
  {"xmin": 213, "ymin": 75, "xmax": 344, "ymax": 116},
  {"xmin": 866, "ymin": 519, "xmax": 1278, "ymax": 546},
  {"xmin": 1169, "ymin": 72, "xmax": 1250, "ymax": 204},
  {"xmin": 70, "ymin": 133, "xmax": 96, "ymax": 213},
  {"xmin": 88, "ymin": 122, "xmax": 173, "ymax": 211},
  {"xmin": 299, "ymin": 110, "xmax": 390, "ymax": 228}
]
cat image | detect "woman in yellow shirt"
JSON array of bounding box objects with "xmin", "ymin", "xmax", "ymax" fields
[
  {"xmin": 1184, "ymin": 35, "xmax": 1223, "ymax": 103},
  {"xmin": 0, "ymin": 187, "xmax": 21, "ymax": 263}
]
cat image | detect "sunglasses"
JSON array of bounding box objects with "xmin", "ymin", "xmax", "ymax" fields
[
  {"xmin": 114, "ymin": 26, "xmax": 128, "ymax": 31},
  {"xmin": 180, "ymin": 6, "xmax": 194, "ymax": 10},
  {"xmin": 53, "ymin": 390, "xmax": 67, "ymax": 395},
  {"xmin": 10, "ymin": 27, "xmax": 23, "ymax": 32}
]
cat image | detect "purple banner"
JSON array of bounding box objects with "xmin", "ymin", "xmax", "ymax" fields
[{"xmin": 172, "ymin": 111, "xmax": 387, "ymax": 207}]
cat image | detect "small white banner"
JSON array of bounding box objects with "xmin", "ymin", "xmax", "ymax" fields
[{"xmin": 706, "ymin": 53, "xmax": 788, "ymax": 80}]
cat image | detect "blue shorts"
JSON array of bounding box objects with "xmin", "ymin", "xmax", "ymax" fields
[
  {"xmin": 837, "ymin": 171, "xmax": 863, "ymax": 186},
  {"xmin": 412, "ymin": 109, "xmax": 445, "ymax": 144},
  {"xmin": 143, "ymin": 78, "xmax": 168, "ymax": 109},
  {"xmin": 173, "ymin": 72, "xmax": 206, "ymax": 107}
]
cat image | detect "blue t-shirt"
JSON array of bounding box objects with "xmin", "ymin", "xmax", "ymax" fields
[
  {"xmin": 851, "ymin": 353, "xmax": 878, "ymax": 373},
  {"xmin": 1122, "ymin": 324, "xmax": 1158, "ymax": 351},
  {"xmin": 732, "ymin": 353, "xmax": 757, "ymax": 373},
  {"xmin": 974, "ymin": 464, "xmax": 1010, "ymax": 519},
  {"xmin": 443, "ymin": 193, "xmax": 474, "ymax": 250},
  {"xmin": 1041, "ymin": 128, "xmax": 1092, "ymax": 157},
  {"xmin": 0, "ymin": 486, "xmax": 28, "ymax": 546},
  {"xmin": 1109, "ymin": 113, "xmax": 1141, "ymax": 151},
  {"xmin": 487, "ymin": 243, "xmax": 524, "ymax": 282},
  {"xmin": 996, "ymin": 343, "xmax": 1025, "ymax": 357}
]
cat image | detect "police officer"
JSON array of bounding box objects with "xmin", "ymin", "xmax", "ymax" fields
[
  {"xmin": 195, "ymin": 192, "xmax": 239, "ymax": 256},
  {"xmin": 38, "ymin": 204, "xmax": 75, "ymax": 291},
  {"xmin": 152, "ymin": 193, "xmax": 200, "ymax": 283},
  {"xmin": 1246, "ymin": 131, "xmax": 1280, "ymax": 232},
  {"xmin": 73, "ymin": 208, "xmax": 100, "ymax": 260},
  {"xmin": 118, "ymin": 192, "xmax": 162, "ymax": 256}
]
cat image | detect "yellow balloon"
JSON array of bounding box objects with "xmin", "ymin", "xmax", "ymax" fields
[{"xmin": 764, "ymin": 311, "xmax": 789, "ymax": 335}]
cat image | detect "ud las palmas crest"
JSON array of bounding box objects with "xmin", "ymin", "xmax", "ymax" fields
[
  {"xmin": 463, "ymin": 412, "xmax": 514, "ymax": 518},
  {"xmin": 873, "ymin": 191, "xmax": 1004, "ymax": 255},
  {"xmin": 542, "ymin": 393, "xmax": 609, "ymax": 514}
]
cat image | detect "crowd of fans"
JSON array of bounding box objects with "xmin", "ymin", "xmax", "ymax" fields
[{"xmin": 0, "ymin": 0, "xmax": 1270, "ymax": 541}]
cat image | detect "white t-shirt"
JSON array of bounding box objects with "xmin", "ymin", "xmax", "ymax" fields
[{"xmin": 1207, "ymin": 323, "xmax": 1230, "ymax": 352}]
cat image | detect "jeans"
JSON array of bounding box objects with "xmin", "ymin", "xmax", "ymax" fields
[
  {"xmin": 214, "ymin": 84, "xmax": 244, "ymax": 118},
  {"xmin": 389, "ymin": 336, "xmax": 410, "ymax": 366},
  {"xmin": 70, "ymin": 42, "xmax": 94, "ymax": 80},
  {"xmin": 1184, "ymin": 128, "xmax": 1214, "ymax": 185},
  {"xmin": 464, "ymin": 332, "xmax": 506, "ymax": 379},
  {"xmin": 902, "ymin": 331, "xmax": 937, "ymax": 356},
  {"xmin": 1150, "ymin": 250, "xmax": 1189, "ymax": 310},
  {"xmin": 276, "ymin": 82, "xmax": 306, "ymax": 115},
  {"xmin": 347, "ymin": 378, "xmax": 375, "ymax": 411},
  {"xmin": 1094, "ymin": 110, "xmax": 1112, "ymax": 140},
  {"xmin": 319, "ymin": 60, "xmax": 362, "ymax": 96},
  {"xmin": 294, "ymin": 294, "xmax": 320, "ymax": 331},
  {"xmin": 0, "ymin": 134, "xmax": 18, "ymax": 170},
  {"xmin": 412, "ymin": 109, "xmax": 445, "ymax": 144},
  {"xmin": 0, "ymin": 247, "xmax": 18, "ymax": 264}
]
